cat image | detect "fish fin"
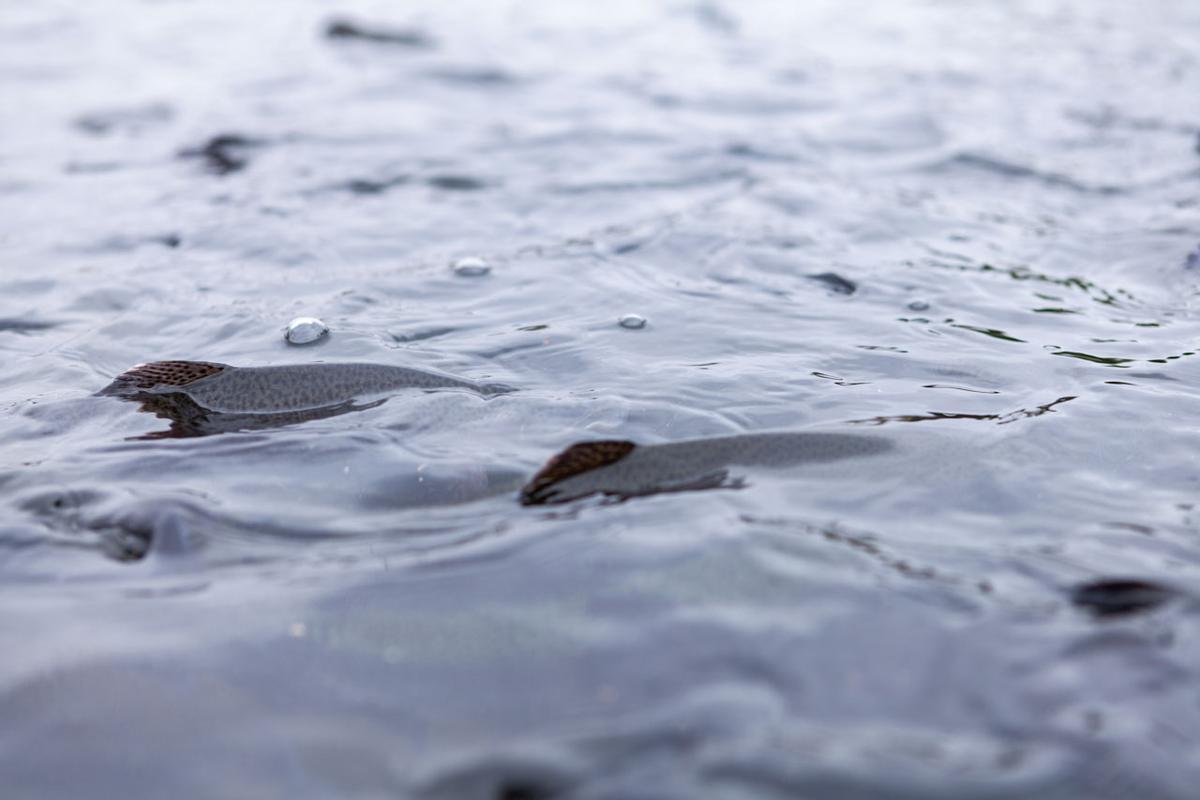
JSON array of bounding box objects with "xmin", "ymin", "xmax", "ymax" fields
[
  {"xmin": 102, "ymin": 360, "xmax": 228, "ymax": 394},
  {"xmin": 520, "ymin": 440, "xmax": 636, "ymax": 505}
]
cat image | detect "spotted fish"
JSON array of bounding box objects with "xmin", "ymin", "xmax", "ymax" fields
[
  {"xmin": 99, "ymin": 360, "xmax": 511, "ymax": 413},
  {"xmin": 520, "ymin": 431, "xmax": 894, "ymax": 505}
]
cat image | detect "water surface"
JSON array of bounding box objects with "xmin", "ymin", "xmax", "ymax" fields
[{"xmin": 2, "ymin": 1, "xmax": 1200, "ymax": 797}]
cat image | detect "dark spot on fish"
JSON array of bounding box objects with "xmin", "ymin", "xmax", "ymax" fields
[
  {"xmin": 1070, "ymin": 578, "xmax": 1176, "ymax": 617},
  {"xmin": 324, "ymin": 18, "xmax": 434, "ymax": 48},
  {"xmin": 179, "ymin": 134, "xmax": 264, "ymax": 176},
  {"xmin": 807, "ymin": 272, "xmax": 857, "ymax": 295},
  {"xmin": 521, "ymin": 441, "xmax": 636, "ymax": 506},
  {"xmin": 0, "ymin": 318, "xmax": 57, "ymax": 334},
  {"xmin": 427, "ymin": 175, "xmax": 487, "ymax": 191}
]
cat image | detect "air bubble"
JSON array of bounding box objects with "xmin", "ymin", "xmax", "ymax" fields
[
  {"xmin": 452, "ymin": 256, "xmax": 491, "ymax": 277},
  {"xmin": 618, "ymin": 314, "xmax": 647, "ymax": 329},
  {"xmin": 285, "ymin": 316, "xmax": 329, "ymax": 345}
]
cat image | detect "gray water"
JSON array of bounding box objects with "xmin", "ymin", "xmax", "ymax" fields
[{"xmin": 3, "ymin": 1, "xmax": 1200, "ymax": 797}]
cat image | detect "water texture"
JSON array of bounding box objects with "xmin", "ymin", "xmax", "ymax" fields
[{"xmin": 2, "ymin": 1, "xmax": 1199, "ymax": 797}]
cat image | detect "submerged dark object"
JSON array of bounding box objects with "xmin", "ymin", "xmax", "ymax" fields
[
  {"xmin": 100, "ymin": 360, "xmax": 509, "ymax": 418},
  {"xmin": 1070, "ymin": 578, "xmax": 1177, "ymax": 618},
  {"xmin": 427, "ymin": 175, "xmax": 487, "ymax": 191},
  {"xmin": 324, "ymin": 18, "xmax": 434, "ymax": 48},
  {"xmin": 806, "ymin": 272, "xmax": 857, "ymax": 295},
  {"xmin": 179, "ymin": 134, "xmax": 264, "ymax": 176},
  {"xmin": 520, "ymin": 432, "xmax": 893, "ymax": 505},
  {"xmin": 0, "ymin": 318, "xmax": 57, "ymax": 334}
]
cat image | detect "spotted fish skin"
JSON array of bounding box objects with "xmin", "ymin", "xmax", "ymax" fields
[
  {"xmin": 101, "ymin": 360, "xmax": 227, "ymax": 392},
  {"xmin": 100, "ymin": 360, "xmax": 510, "ymax": 413},
  {"xmin": 520, "ymin": 432, "xmax": 894, "ymax": 505}
]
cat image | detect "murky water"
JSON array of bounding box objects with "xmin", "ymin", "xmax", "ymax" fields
[{"xmin": 3, "ymin": 1, "xmax": 1200, "ymax": 796}]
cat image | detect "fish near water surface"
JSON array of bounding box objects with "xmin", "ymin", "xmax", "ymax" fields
[
  {"xmin": 99, "ymin": 360, "xmax": 511, "ymax": 437},
  {"xmin": 520, "ymin": 432, "xmax": 895, "ymax": 505}
]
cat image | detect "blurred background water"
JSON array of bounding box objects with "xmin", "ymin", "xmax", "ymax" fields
[{"xmin": 2, "ymin": 1, "xmax": 1200, "ymax": 797}]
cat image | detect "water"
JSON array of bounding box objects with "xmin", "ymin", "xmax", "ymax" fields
[{"xmin": 2, "ymin": 0, "xmax": 1199, "ymax": 796}]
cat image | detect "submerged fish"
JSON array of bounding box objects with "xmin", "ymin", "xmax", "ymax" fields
[
  {"xmin": 99, "ymin": 360, "xmax": 510, "ymax": 415},
  {"xmin": 520, "ymin": 431, "xmax": 894, "ymax": 505}
]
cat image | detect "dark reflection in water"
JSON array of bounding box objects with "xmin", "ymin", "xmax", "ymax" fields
[
  {"xmin": 851, "ymin": 395, "xmax": 1076, "ymax": 426},
  {"xmin": 325, "ymin": 17, "xmax": 435, "ymax": 48},
  {"xmin": 1070, "ymin": 579, "xmax": 1178, "ymax": 618},
  {"xmin": 0, "ymin": 318, "xmax": 57, "ymax": 334},
  {"xmin": 126, "ymin": 392, "xmax": 385, "ymax": 439},
  {"xmin": 178, "ymin": 133, "xmax": 264, "ymax": 176},
  {"xmin": 1052, "ymin": 350, "xmax": 1135, "ymax": 367},
  {"xmin": 805, "ymin": 271, "xmax": 857, "ymax": 295}
]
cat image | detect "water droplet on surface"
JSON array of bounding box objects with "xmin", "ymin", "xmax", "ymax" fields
[
  {"xmin": 285, "ymin": 316, "xmax": 329, "ymax": 345},
  {"xmin": 618, "ymin": 314, "xmax": 647, "ymax": 329},
  {"xmin": 452, "ymin": 256, "xmax": 491, "ymax": 277},
  {"xmin": 907, "ymin": 300, "xmax": 930, "ymax": 312}
]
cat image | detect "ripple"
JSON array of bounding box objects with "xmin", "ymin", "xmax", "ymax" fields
[{"xmin": 936, "ymin": 152, "xmax": 1125, "ymax": 195}]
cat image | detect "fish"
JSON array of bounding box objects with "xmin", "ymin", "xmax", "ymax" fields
[
  {"xmin": 99, "ymin": 360, "xmax": 511, "ymax": 415},
  {"xmin": 520, "ymin": 431, "xmax": 894, "ymax": 505}
]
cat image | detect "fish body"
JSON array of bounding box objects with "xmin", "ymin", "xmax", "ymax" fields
[
  {"xmin": 521, "ymin": 431, "xmax": 894, "ymax": 505},
  {"xmin": 100, "ymin": 360, "xmax": 508, "ymax": 413}
]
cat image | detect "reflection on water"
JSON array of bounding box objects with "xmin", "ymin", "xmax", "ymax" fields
[
  {"xmin": 3, "ymin": 0, "xmax": 1200, "ymax": 797},
  {"xmin": 850, "ymin": 395, "xmax": 1076, "ymax": 426},
  {"xmin": 126, "ymin": 392, "xmax": 386, "ymax": 439},
  {"xmin": 1070, "ymin": 578, "xmax": 1179, "ymax": 618}
]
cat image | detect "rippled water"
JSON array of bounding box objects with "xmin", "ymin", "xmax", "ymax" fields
[{"xmin": 3, "ymin": 1, "xmax": 1200, "ymax": 797}]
